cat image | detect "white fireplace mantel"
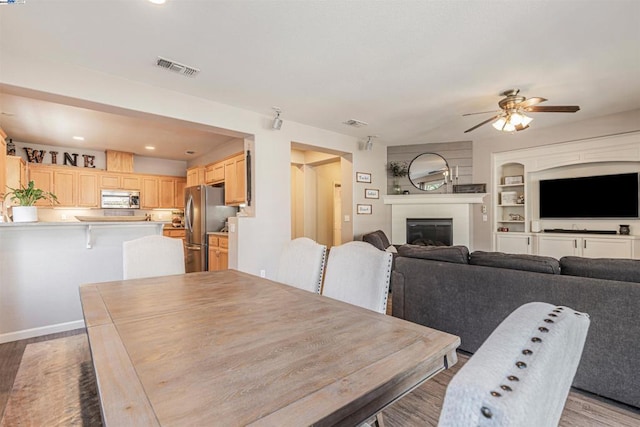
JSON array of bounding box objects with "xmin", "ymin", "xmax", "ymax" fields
[
  {"xmin": 383, "ymin": 193, "xmax": 488, "ymax": 205},
  {"xmin": 384, "ymin": 193, "xmax": 489, "ymax": 249}
]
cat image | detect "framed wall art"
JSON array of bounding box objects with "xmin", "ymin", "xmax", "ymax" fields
[
  {"xmin": 364, "ymin": 188, "xmax": 379, "ymax": 199},
  {"xmin": 356, "ymin": 172, "xmax": 372, "ymax": 183},
  {"xmin": 357, "ymin": 204, "xmax": 372, "ymax": 215}
]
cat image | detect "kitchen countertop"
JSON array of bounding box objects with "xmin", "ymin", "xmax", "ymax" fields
[{"xmin": 0, "ymin": 221, "xmax": 164, "ymax": 228}]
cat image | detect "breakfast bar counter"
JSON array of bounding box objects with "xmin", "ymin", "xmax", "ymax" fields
[{"xmin": 0, "ymin": 221, "xmax": 162, "ymax": 343}]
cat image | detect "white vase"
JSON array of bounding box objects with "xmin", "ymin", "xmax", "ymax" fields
[{"xmin": 12, "ymin": 206, "xmax": 38, "ymax": 223}]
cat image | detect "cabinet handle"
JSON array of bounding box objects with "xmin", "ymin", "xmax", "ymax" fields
[
  {"xmin": 584, "ymin": 240, "xmax": 587, "ymax": 249},
  {"xmin": 527, "ymin": 237, "xmax": 530, "ymax": 245},
  {"xmin": 574, "ymin": 239, "xmax": 577, "ymax": 249}
]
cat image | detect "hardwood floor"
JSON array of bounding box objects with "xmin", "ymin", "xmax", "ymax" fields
[{"xmin": 2, "ymin": 329, "xmax": 639, "ymax": 426}]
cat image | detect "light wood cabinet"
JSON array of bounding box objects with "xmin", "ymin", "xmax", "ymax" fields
[
  {"xmin": 176, "ymin": 179, "xmax": 186, "ymax": 209},
  {"xmin": 159, "ymin": 177, "xmax": 176, "ymax": 208},
  {"xmin": 141, "ymin": 176, "xmax": 159, "ymax": 209},
  {"xmin": 100, "ymin": 173, "xmax": 141, "ymax": 190},
  {"xmin": 187, "ymin": 166, "xmax": 206, "ymax": 187},
  {"xmin": 28, "ymin": 165, "xmax": 55, "ymax": 207},
  {"xmin": 105, "ymin": 150, "xmax": 134, "ymax": 173},
  {"xmin": 77, "ymin": 171, "xmax": 99, "ymax": 207},
  {"xmin": 205, "ymin": 162, "xmax": 225, "ymax": 185},
  {"xmin": 224, "ymin": 153, "xmax": 246, "ymax": 206},
  {"xmin": 6, "ymin": 155, "xmax": 26, "ymax": 191},
  {"xmin": 208, "ymin": 234, "xmax": 228, "ymax": 271},
  {"xmin": 53, "ymin": 169, "xmax": 76, "ymax": 206}
]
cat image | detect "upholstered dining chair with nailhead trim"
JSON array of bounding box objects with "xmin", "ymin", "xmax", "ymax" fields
[
  {"xmin": 276, "ymin": 237, "xmax": 327, "ymax": 294},
  {"xmin": 438, "ymin": 302, "xmax": 590, "ymax": 427},
  {"xmin": 123, "ymin": 235, "xmax": 185, "ymax": 280}
]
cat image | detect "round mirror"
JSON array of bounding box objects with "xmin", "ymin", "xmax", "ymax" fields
[{"xmin": 408, "ymin": 153, "xmax": 450, "ymax": 191}]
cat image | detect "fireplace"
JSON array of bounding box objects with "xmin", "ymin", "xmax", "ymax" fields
[{"xmin": 406, "ymin": 218, "xmax": 453, "ymax": 246}]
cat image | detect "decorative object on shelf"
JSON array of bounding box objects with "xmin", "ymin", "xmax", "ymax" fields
[
  {"xmin": 517, "ymin": 194, "xmax": 525, "ymax": 204},
  {"xmin": 500, "ymin": 191, "xmax": 518, "ymax": 205},
  {"xmin": 356, "ymin": 172, "xmax": 372, "ymax": 183},
  {"xmin": 509, "ymin": 213, "xmax": 524, "ymax": 221},
  {"xmin": 619, "ymin": 225, "xmax": 631, "ymax": 235},
  {"xmin": 357, "ymin": 204, "xmax": 372, "ymax": 215},
  {"xmin": 407, "ymin": 153, "xmax": 449, "ymax": 192},
  {"xmin": 364, "ymin": 188, "xmax": 379, "ymax": 199},
  {"xmin": 504, "ymin": 175, "xmax": 524, "ymax": 185},
  {"xmin": 454, "ymin": 183, "xmax": 487, "ymax": 193},
  {"xmin": 6, "ymin": 138, "xmax": 15, "ymax": 156},
  {"xmin": 2, "ymin": 180, "xmax": 58, "ymax": 222},
  {"xmin": 497, "ymin": 227, "xmax": 509, "ymax": 232},
  {"xmin": 388, "ymin": 160, "xmax": 409, "ymax": 194}
]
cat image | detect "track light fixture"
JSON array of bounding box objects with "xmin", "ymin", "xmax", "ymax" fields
[{"xmin": 272, "ymin": 107, "xmax": 283, "ymax": 130}]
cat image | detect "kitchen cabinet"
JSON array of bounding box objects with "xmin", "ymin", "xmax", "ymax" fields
[
  {"xmin": 208, "ymin": 234, "xmax": 228, "ymax": 271},
  {"xmin": 53, "ymin": 169, "xmax": 76, "ymax": 206},
  {"xmin": 495, "ymin": 233, "xmax": 532, "ymax": 254},
  {"xmin": 28, "ymin": 165, "xmax": 55, "ymax": 207},
  {"xmin": 176, "ymin": 179, "xmax": 186, "ymax": 208},
  {"xmin": 105, "ymin": 150, "xmax": 134, "ymax": 173},
  {"xmin": 100, "ymin": 173, "xmax": 141, "ymax": 190},
  {"xmin": 6, "ymin": 155, "xmax": 26, "ymax": 191},
  {"xmin": 187, "ymin": 166, "xmax": 205, "ymax": 187},
  {"xmin": 77, "ymin": 171, "xmax": 99, "ymax": 207},
  {"xmin": 159, "ymin": 177, "xmax": 176, "ymax": 208},
  {"xmin": 141, "ymin": 176, "xmax": 159, "ymax": 209},
  {"xmin": 205, "ymin": 162, "xmax": 225, "ymax": 185},
  {"xmin": 536, "ymin": 234, "xmax": 634, "ymax": 259},
  {"xmin": 224, "ymin": 153, "xmax": 246, "ymax": 206}
]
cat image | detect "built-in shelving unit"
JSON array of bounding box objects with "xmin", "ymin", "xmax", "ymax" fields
[{"xmin": 496, "ymin": 162, "xmax": 526, "ymax": 233}]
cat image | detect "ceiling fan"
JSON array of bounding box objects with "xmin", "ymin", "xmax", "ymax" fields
[{"xmin": 463, "ymin": 89, "xmax": 580, "ymax": 133}]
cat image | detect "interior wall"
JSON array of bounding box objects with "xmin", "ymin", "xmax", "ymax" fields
[
  {"xmin": 187, "ymin": 138, "xmax": 245, "ymax": 167},
  {"xmin": 472, "ymin": 109, "xmax": 640, "ymax": 251}
]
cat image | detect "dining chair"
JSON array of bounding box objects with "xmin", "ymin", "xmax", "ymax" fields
[
  {"xmin": 276, "ymin": 237, "xmax": 327, "ymax": 293},
  {"xmin": 322, "ymin": 241, "xmax": 393, "ymax": 313},
  {"xmin": 123, "ymin": 234, "xmax": 185, "ymax": 279},
  {"xmin": 438, "ymin": 302, "xmax": 590, "ymax": 427}
]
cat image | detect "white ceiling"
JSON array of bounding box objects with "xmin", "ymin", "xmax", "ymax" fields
[{"xmin": 1, "ymin": 0, "xmax": 639, "ymax": 160}]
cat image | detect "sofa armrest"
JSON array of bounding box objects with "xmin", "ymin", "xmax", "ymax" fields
[{"xmin": 391, "ymin": 271, "xmax": 405, "ymax": 318}]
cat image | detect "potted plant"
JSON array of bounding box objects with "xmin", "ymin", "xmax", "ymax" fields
[
  {"xmin": 388, "ymin": 161, "xmax": 409, "ymax": 194},
  {"xmin": 2, "ymin": 180, "xmax": 58, "ymax": 222}
]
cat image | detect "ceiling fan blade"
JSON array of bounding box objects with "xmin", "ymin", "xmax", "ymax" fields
[
  {"xmin": 518, "ymin": 97, "xmax": 547, "ymax": 108},
  {"xmin": 462, "ymin": 110, "xmax": 499, "ymax": 117},
  {"xmin": 525, "ymin": 105, "xmax": 580, "ymax": 113},
  {"xmin": 464, "ymin": 114, "xmax": 502, "ymax": 133}
]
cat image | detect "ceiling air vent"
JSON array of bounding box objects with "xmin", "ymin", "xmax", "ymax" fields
[
  {"xmin": 342, "ymin": 119, "xmax": 368, "ymax": 128},
  {"xmin": 156, "ymin": 56, "xmax": 200, "ymax": 77}
]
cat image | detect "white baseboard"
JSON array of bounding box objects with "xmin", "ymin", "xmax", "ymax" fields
[{"xmin": 0, "ymin": 320, "xmax": 86, "ymax": 344}]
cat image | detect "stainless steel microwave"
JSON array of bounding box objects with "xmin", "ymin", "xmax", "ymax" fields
[{"xmin": 101, "ymin": 189, "xmax": 140, "ymax": 209}]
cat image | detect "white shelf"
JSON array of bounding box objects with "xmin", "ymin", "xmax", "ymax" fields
[
  {"xmin": 498, "ymin": 183, "xmax": 524, "ymax": 188},
  {"xmin": 498, "ymin": 220, "xmax": 525, "ymax": 223},
  {"xmin": 498, "ymin": 204, "xmax": 525, "ymax": 207}
]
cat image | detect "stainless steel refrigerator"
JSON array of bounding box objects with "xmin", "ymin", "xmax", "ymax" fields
[{"xmin": 184, "ymin": 185, "xmax": 238, "ymax": 273}]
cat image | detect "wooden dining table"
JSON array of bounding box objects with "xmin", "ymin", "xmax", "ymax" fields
[{"xmin": 80, "ymin": 270, "xmax": 460, "ymax": 426}]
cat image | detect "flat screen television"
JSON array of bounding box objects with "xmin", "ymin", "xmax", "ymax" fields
[{"xmin": 539, "ymin": 172, "xmax": 639, "ymax": 218}]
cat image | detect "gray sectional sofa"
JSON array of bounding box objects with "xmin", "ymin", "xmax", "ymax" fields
[{"xmin": 391, "ymin": 244, "xmax": 640, "ymax": 408}]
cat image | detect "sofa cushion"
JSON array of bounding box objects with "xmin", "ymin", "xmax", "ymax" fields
[
  {"xmin": 398, "ymin": 244, "xmax": 469, "ymax": 264},
  {"xmin": 470, "ymin": 251, "xmax": 560, "ymax": 274},
  {"xmin": 362, "ymin": 230, "xmax": 391, "ymax": 251},
  {"xmin": 560, "ymin": 256, "xmax": 640, "ymax": 283}
]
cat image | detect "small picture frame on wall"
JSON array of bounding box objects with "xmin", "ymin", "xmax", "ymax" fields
[
  {"xmin": 356, "ymin": 172, "xmax": 372, "ymax": 183},
  {"xmin": 364, "ymin": 188, "xmax": 379, "ymax": 199},
  {"xmin": 503, "ymin": 175, "xmax": 524, "ymax": 185},
  {"xmin": 357, "ymin": 204, "xmax": 372, "ymax": 215}
]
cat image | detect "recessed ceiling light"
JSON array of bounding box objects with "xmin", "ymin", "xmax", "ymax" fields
[
  {"xmin": 145, "ymin": 145, "xmax": 156, "ymax": 150},
  {"xmin": 148, "ymin": 0, "xmax": 166, "ymax": 4},
  {"xmin": 72, "ymin": 136, "xmax": 85, "ymax": 141}
]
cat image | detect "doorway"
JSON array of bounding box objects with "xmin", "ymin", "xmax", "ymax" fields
[{"xmin": 290, "ymin": 144, "xmax": 352, "ymax": 248}]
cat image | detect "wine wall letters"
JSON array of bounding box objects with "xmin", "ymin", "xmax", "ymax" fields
[{"xmin": 24, "ymin": 147, "xmax": 96, "ymax": 168}]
